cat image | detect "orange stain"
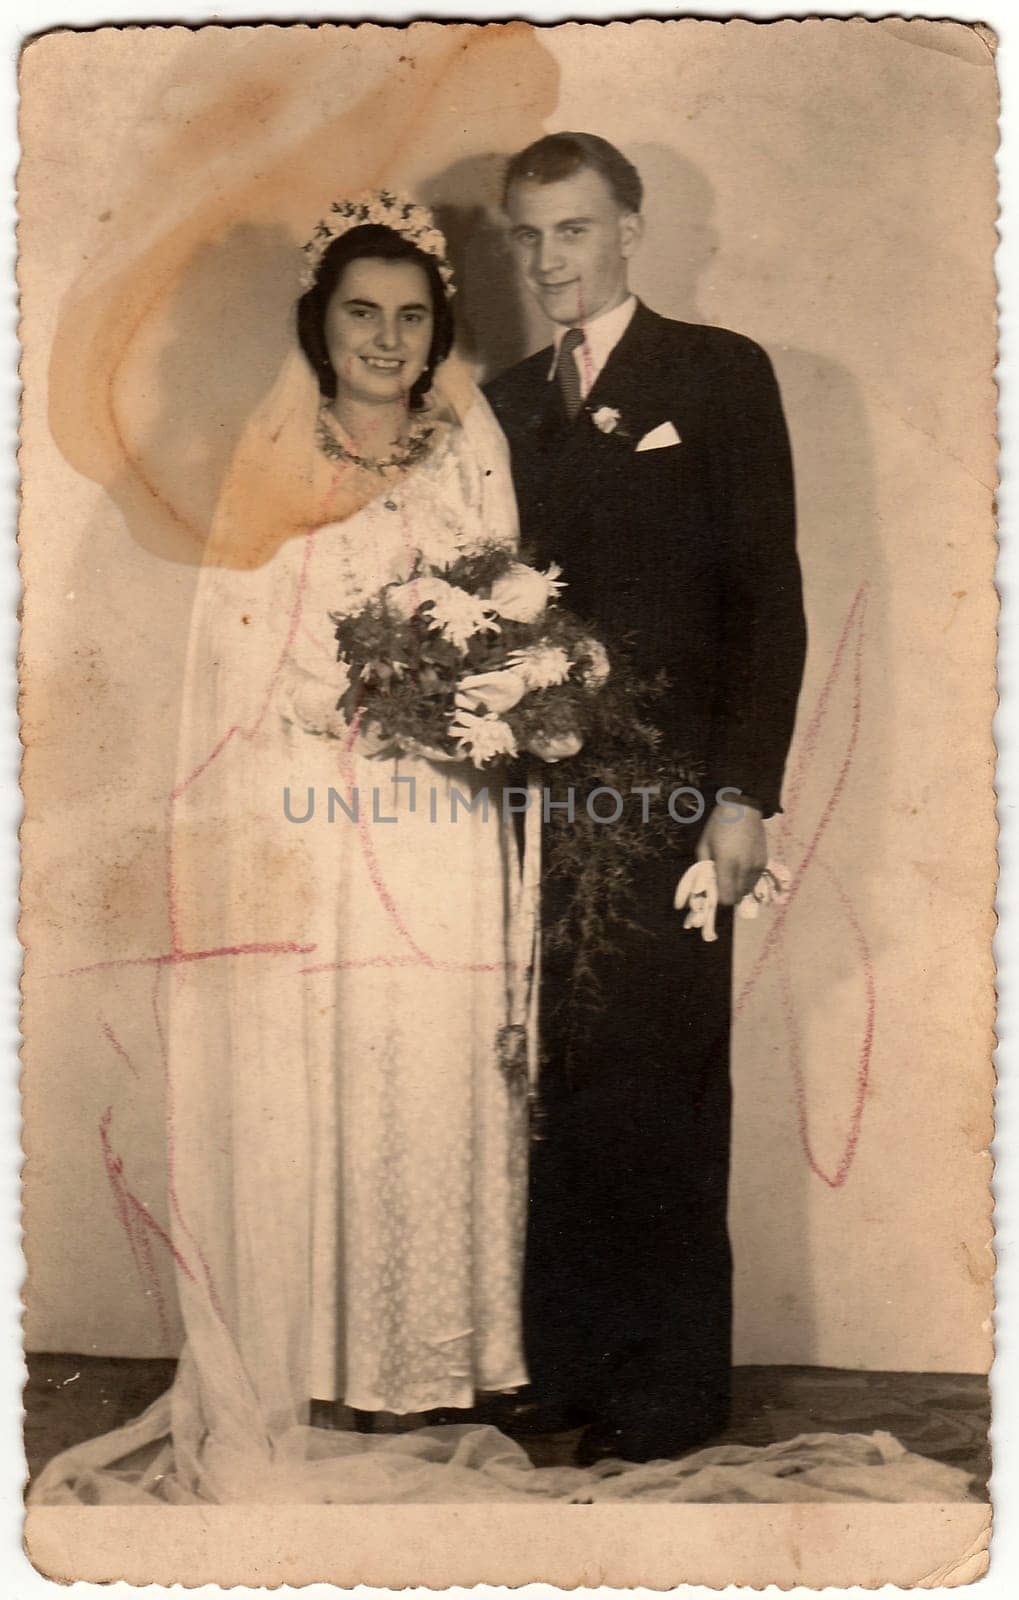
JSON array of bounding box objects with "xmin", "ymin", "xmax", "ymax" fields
[{"xmin": 47, "ymin": 23, "xmax": 560, "ymax": 569}]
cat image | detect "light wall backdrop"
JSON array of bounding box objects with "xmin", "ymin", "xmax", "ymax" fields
[{"xmin": 20, "ymin": 19, "xmax": 996, "ymax": 1370}]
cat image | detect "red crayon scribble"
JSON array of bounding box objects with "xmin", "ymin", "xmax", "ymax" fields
[
  {"xmin": 778, "ymin": 850, "xmax": 875, "ymax": 1189},
  {"xmin": 99, "ymin": 1016, "xmax": 138, "ymax": 1078},
  {"xmin": 100, "ymin": 1104, "xmax": 201, "ymax": 1344},
  {"xmin": 98, "ymin": 1105, "xmax": 146, "ymax": 1282},
  {"xmin": 133, "ymin": 1224, "xmax": 170, "ymax": 1346},
  {"xmin": 58, "ymin": 940, "xmax": 317, "ymax": 979},
  {"xmin": 300, "ymin": 954, "xmax": 512, "ymax": 977},
  {"xmin": 735, "ymin": 585, "xmax": 868, "ymax": 1018},
  {"xmin": 734, "ymin": 583, "xmax": 873, "ymax": 1188},
  {"xmin": 150, "ymin": 969, "xmax": 226, "ymax": 1325}
]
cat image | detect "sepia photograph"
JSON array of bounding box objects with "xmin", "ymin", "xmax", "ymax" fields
[{"xmin": 16, "ymin": 16, "xmax": 997, "ymax": 1588}]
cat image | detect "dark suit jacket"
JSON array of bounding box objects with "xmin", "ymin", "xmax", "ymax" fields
[{"xmin": 484, "ymin": 301, "xmax": 806, "ymax": 817}]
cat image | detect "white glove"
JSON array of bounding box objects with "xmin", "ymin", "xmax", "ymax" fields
[
  {"xmin": 674, "ymin": 859, "xmax": 791, "ymax": 942},
  {"xmin": 674, "ymin": 859, "xmax": 719, "ymax": 942}
]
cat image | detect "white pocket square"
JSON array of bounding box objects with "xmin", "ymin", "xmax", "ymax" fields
[{"xmin": 635, "ymin": 420, "xmax": 682, "ymax": 452}]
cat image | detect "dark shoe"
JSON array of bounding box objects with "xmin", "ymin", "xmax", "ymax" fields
[
  {"xmin": 309, "ymin": 1400, "xmax": 377, "ymax": 1433},
  {"xmin": 419, "ymin": 1406, "xmax": 476, "ymax": 1427},
  {"xmin": 475, "ymin": 1390, "xmax": 590, "ymax": 1437},
  {"xmin": 309, "ymin": 1398, "xmax": 343, "ymax": 1431},
  {"xmin": 575, "ymin": 1416, "xmax": 725, "ymax": 1467}
]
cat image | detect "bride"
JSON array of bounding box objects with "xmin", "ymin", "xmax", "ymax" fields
[{"xmin": 34, "ymin": 195, "xmax": 548, "ymax": 1503}]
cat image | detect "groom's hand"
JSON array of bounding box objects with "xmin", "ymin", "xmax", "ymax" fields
[{"xmin": 696, "ymin": 802, "xmax": 767, "ymax": 906}]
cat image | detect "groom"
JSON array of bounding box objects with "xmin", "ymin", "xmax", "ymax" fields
[{"xmin": 484, "ymin": 133, "xmax": 807, "ymax": 1465}]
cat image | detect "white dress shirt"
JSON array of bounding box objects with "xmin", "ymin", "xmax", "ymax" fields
[{"xmin": 547, "ymin": 294, "xmax": 638, "ymax": 400}]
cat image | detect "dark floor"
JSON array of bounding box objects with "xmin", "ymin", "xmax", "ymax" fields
[{"xmin": 23, "ymin": 1354, "xmax": 990, "ymax": 1497}]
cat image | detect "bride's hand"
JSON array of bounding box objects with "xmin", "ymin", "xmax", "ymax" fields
[
  {"xmin": 286, "ymin": 671, "xmax": 346, "ymax": 739},
  {"xmin": 284, "ymin": 669, "xmax": 392, "ymax": 754},
  {"xmin": 526, "ymin": 731, "xmax": 583, "ymax": 763}
]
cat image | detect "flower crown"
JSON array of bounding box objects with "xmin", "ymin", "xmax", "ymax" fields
[{"xmin": 299, "ymin": 191, "xmax": 456, "ymax": 294}]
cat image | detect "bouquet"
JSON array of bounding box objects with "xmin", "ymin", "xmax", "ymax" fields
[
  {"xmin": 331, "ymin": 542, "xmax": 703, "ymax": 1030},
  {"xmin": 331, "ymin": 543, "xmax": 610, "ymax": 766}
]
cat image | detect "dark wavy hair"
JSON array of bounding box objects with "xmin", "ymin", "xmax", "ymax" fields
[
  {"xmin": 296, "ymin": 223, "xmax": 454, "ymax": 410},
  {"xmin": 502, "ymin": 132, "xmax": 643, "ymax": 215}
]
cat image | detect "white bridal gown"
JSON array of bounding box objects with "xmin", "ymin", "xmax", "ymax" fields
[
  {"xmin": 34, "ymin": 386, "xmax": 533, "ymax": 1503},
  {"xmin": 168, "ymin": 392, "xmax": 531, "ymax": 1423}
]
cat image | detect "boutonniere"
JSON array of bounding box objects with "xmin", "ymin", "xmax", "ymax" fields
[{"xmin": 590, "ymin": 405, "xmax": 623, "ymax": 435}]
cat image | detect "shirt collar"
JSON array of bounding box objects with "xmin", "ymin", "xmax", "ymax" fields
[{"xmin": 547, "ymin": 295, "xmax": 638, "ymax": 385}]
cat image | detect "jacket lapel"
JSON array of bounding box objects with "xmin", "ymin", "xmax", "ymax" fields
[
  {"xmin": 584, "ymin": 302, "xmax": 664, "ymax": 423},
  {"xmin": 504, "ymin": 303, "xmax": 688, "ymax": 495},
  {"xmin": 547, "ymin": 302, "xmax": 676, "ymax": 472}
]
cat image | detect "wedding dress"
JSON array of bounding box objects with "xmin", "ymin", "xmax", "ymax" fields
[
  {"xmin": 33, "ymin": 380, "xmax": 535, "ymax": 1501},
  {"xmin": 173, "ymin": 388, "xmax": 533, "ymax": 1418}
]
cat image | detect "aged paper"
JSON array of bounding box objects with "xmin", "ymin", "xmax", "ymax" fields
[{"xmin": 19, "ymin": 17, "xmax": 997, "ymax": 1588}]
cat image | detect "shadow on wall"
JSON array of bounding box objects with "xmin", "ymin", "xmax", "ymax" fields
[
  {"xmin": 629, "ymin": 141, "xmax": 720, "ymax": 323},
  {"xmin": 423, "ymin": 155, "xmax": 533, "ymax": 381}
]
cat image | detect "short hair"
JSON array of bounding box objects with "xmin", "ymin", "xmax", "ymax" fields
[
  {"xmin": 502, "ymin": 133, "xmax": 643, "ymax": 214},
  {"xmin": 296, "ymin": 224, "xmax": 455, "ymax": 410}
]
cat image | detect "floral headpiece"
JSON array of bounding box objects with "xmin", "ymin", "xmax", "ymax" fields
[{"xmin": 299, "ymin": 190, "xmax": 456, "ymax": 294}]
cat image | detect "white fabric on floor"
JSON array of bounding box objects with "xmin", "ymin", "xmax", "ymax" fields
[{"xmin": 33, "ymin": 1410, "xmax": 974, "ymax": 1504}]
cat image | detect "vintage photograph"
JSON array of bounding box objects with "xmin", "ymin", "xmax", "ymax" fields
[{"xmin": 18, "ymin": 17, "xmax": 997, "ymax": 1588}]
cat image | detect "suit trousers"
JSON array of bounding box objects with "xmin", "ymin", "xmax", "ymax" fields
[{"xmin": 525, "ymin": 844, "xmax": 734, "ymax": 1448}]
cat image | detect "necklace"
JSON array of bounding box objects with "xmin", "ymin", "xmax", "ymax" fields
[{"xmin": 316, "ymin": 406, "xmax": 438, "ymax": 475}]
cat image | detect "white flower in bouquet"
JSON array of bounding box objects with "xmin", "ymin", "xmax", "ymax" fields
[
  {"xmin": 430, "ymin": 588, "xmax": 501, "ymax": 651},
  {"xmin": 503, "ymin": 642, "xmax": 573, "ymax": 691},
  {"xmin": 487, "ymin": 561, "xmax": 565, "ymax": 624},
  {"xmin": 448, "ymin": 710, "xmax": 519, "ymax": 768},
  {"xmin": 384, "ymin": 576, "xmax": 499, "ymax": 652}
]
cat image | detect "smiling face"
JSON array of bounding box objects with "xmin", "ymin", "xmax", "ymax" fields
[
  {"xmin": 505, "ymin": 166, "xmax": 643, "ymax": 327},
  {"xmin": 324, "ymin": 256, "xmax": 434, "ymax": 407}
]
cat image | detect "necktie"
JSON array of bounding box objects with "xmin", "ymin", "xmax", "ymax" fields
[{"xmin": 555, "ymin": 327, "xmax": 586, "ymax": 421}]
